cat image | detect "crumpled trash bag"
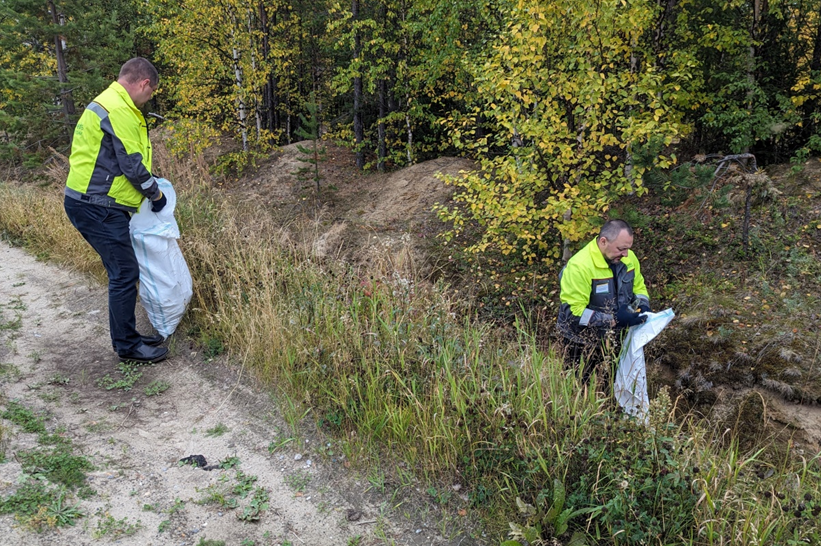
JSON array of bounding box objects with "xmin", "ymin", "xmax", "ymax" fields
[
  {"xmin": 178, "ymin": 454, "xmax": 220, "ymax": 471},
  {"xmin": 614, "ymin": 308, "xmax": 675, "ymax": 422},
  {"xmin": 130, "ymin": 178, "xmax": 193, "ymax": 339},
  {"xmin": 179, "ymin": 454, "xmax": 207, "ymax": 468}
]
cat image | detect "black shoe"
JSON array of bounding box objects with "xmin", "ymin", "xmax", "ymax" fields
[
  {"xmin": 141, "ymin": 333, "xmax": 165, "ymax": 346},
  {"xmin": 118, "ymin": 344, "xmax": 168, "ymax": 364}
]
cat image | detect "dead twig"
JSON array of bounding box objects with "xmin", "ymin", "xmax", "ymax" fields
[{"xmin": 693, "ymin": 153, "xmax": 758, "ymax": 218}]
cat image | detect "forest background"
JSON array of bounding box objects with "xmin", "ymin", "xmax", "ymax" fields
[
  {"xmin": 2, "ymin": 0, "xmax": 820, "ymax": 255},
  {"xmin": 2, "ymin": 1, "xmax": 821, "ymax": 545}
]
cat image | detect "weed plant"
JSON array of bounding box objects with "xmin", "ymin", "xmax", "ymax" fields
[
  {"xmin": 2, "ymin": 400, "xmax": 46, "ymax": 433},
  {"xmin": 96, "ymin": 361, "xmax": 144, "ymax": 391},
  {"xmin": 195, "ymin": 467, "xmax": 270, "ymax": 521},
  {"xmin": 0, "ymin": 402, "xmax": 92, "ymax": 529},
  {"xmin": 1, "ymin": 147, "xmax": 820, "ymax": 544},
  {"xmin": 92, "ymin": 513, "xmax": 142, "ymax": 539},
  {"xmin": 205, "ymin": 422, "xmax": 230, "ymax": 437},
  {"xmin": 144, "ymin": 379, "xmax": 170, "ymax": 396}
]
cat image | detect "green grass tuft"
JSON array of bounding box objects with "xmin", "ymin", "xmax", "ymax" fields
[{"xmin": 2, "ymin": 400, "xmax": 46, "ymax": 433}]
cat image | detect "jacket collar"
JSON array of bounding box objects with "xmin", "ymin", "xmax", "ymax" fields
[
  {"xmin": 108, "ymin": 82, "xmax": 141, "ymax": 114},
  {"xmin": 586, "ymin": 238, "xmax": 609, "ymax": 269}
]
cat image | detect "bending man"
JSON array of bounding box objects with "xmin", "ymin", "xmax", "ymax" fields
[{"xmin": 64, "ymin": 57, "xmax": 168, "ymax": 363}]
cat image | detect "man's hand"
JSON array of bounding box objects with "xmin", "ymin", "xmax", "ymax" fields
[
  {"xmin": 151, "ymin": 191, "xmax": 167, "ymax": 213},
  {"xmin": 616, "ymin": 304, "xmax": 647, "ymax": 327}
]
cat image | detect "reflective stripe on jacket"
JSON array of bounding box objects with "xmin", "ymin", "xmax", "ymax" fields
[
  {"xmin": 65, "ymin": 82, "xmax": 159, "ymax": 212},
  {"xmin": 557, "ymin": 238, "xmax": 650, "ymax": 342}
]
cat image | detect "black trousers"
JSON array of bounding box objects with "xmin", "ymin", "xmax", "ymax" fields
[{"xmin": 64, "ymin": 196, "xmax": 141, "ymax": 354}]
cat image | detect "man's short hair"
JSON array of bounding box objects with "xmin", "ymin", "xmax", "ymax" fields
[
  {"xmin": 599, "ymin": 219, "xmax": 633, "ymax": 241},
  {"xmin": 118, "ymin": 58, "xmax": 159, "ymax": 87}
]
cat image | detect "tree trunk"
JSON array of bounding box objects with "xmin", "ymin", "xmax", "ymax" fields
[
  {"xmin": 286, "ymin": 92, "xmax": 291, "ymax": 144},
  {"xmin": 261, "ymin": 3, "xmax": 280, "ymax": 136},
  {"xmin": 804, "ymin": 0, "xmax": 821, "ymax": 142},
  {"xmin": 405, "ymin": 98, "xmax": 412, "ymax": 165},
  {"xmin": 742, "ymin": 181, "xmax": 753, "ymax": 253},
  {"xmin": 653, "ymin": 0, "xmax": 677, "ymax": 57},
  {"xmin": 377, "ymin": 79, "xmax": 386, "ymax": 172},
  {"xmin": 230, "ymin": 15, "xmax": 248, "ymax": 152},
  {"xmin": 810, "ymin": 0, "xmax": 821, "ymax": 73},
  {"xmin": 562, "ymin": 208, "xmax": 574, "ymax": 263},
  {"xmin": 47, "ymin": 0, "xmax": 75, "ymax": 137},
  {"xmin": 352, "ymin": 0, "xmax": 364, "ymax": 169},
  {"xmin": 744, "ymin": 0, "xmax": 762, "ymax": 154},
  {"xmin": 376, "ymin": 3, "xmax": 387, "ymax": 172},
  {"xmin": 624, "ymin": 38, "xmax": 639, "ymax": 194},
  {"xmin": 259, "ymin": 2, "xmax": 273, "ymax": 133},
  {"xmin": 246, "ymin": 11, "xmax": 262, "ymax": 137}
]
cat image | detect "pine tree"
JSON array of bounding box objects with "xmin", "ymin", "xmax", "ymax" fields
[
  {"xmin": 0, "ymin": 0, "xmax": 137, "ymax": 161},
  {"xmin": 293, "ymin": 97, "xmax": 327, "ymax": 203}
]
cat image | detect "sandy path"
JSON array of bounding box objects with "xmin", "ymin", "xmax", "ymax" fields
[{"xmin": 0, "ymin": 241, "xmax": 469, "ymax": 546}]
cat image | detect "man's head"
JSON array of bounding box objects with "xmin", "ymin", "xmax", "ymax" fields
[
  {"xmin": 117, "ymin": 58, "xmax": 159, "ymax": 108},
  {"xmin": 597, "ymin": 219, "xmax": 634, "ymax": 265}
]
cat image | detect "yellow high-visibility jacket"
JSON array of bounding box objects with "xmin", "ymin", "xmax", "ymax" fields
[
  {"xmin": 65, "ymin": 82, "xmax": 159, "ymax": 212},
  {"xmin": 557, "ymin": 238, "xmax": 650, "ymax": 342}
]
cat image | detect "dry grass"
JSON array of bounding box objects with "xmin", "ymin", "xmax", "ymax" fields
[
  {"xmin": 0, "ymin": 179, "xmax": 103, "ymax": 281},
  {"xmin": 3, "ymin": 145, "xmax": 821, "ymax": 544}
]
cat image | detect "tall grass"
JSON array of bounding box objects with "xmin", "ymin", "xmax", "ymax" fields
[{"xmin": 1, "ymin": 145, "xmax": 820, "ymax": 544}]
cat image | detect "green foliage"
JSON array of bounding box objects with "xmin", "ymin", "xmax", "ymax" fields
[
  {"xmin": 233, "ymin": 470, "xmax": 258, "ymax": 497},
  {"xmin": 214, "ymin": 148, "xmax": 272, "ymax": 179},
  {"xmin": 237, "ymin": 487, "xmax": 269, "ymax": 521},
  {"xmin": 293, "ymin": 96, "xmax": 327, "ymax": 197},
  {"xmin": 205, "ymin": 423, "xmax": 230, "ymax": 437},
  {"xmin": 0, "ymin": 482, "xmax": 53, "ymax": 519},
  {"xmin": 0, "ymin": 0, "xmax": 139, "ymax": 159},
  {"xmin": 2, "ymin": 400, "xmax": 46, "ymax": 433},
  {"xmin": 203, "ymin": 335, "xmax": 225, "ymax": 358},
  {"xmin": 195, "ymin": 468, "xmax": 270, "ymax": 522},
  {"xmin": 0, "ymin": 308, "xmax": 22, "ymax": 332},
  {"xmin": 0, "ymin": 401, "xmax": 94, "ymax": 530},
  {"xmin": 0, "ymin": 401, "xmax": 92, "ymax": 528},
  {"xmin": 0, "ymin": 482, "xmax": 83, "ymax": 530},
  {"xmin": 436, "ymin": 0, "xmax": 683, "ymax": 264},
  {"xmin": 196, "ymin": 538, "xmax": 226, "ymax": 546},
  {"xmin": 167, "ymin": 497, "xmax": 185, "ymax": 515},
  {"xmin": 96, "ymin": 361, "xmax": 144, "ymax": 391},
  {"xmin": 45, "ymin": 490, "xmax": 84, "ymax": 527},
  {"xmin": 219, "ymin": 456, "xmax": 241, "ymax": 469},
  {"xmin": 144, "ymin": 0, "xmax": 313, "ymax": 147},
  {"xmin": 163, "ymin": 118, "xmax": 221, "ymax": 159},
  {"xmin": 6, "ymin": 154, "xmax": 821, "ymax": 544},
  {"xmin": 283, "ymin": 470, "xmax": 311, "ymax": 493},
  {"xmin": 505, "ymin": 480, "xmax": 594, "ymax": 544},
  {"xmin": 92, "ymin": 514, "xmax": 142, "ymax": 539},
  {"xmin": 18, "ymin": 442, "xmax": 93, "ymax": 489},
  {"xmin": 669, "ymin": 0, "xmax": 819, "ymax": 162},
  {"xmin": 144, "ymin": 379, "xmax": 170, "ymax": 396}
]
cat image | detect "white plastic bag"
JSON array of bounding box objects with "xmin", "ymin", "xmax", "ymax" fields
[
  {"xmin": 130, "ymin": 178, "xmax": 193, "ymax": 339},
  {"xmin": 614, "ymin": 308, "xmax": 675, "ymax": 422}
]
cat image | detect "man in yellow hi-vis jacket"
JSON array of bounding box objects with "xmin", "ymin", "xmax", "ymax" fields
[
  {"xmin": 557, "ymin": 219, "xmax": 651, "ymax": 380},
  {"xmin": 64, "ymin": 58, "xmax": 168, "ymax": 364}
]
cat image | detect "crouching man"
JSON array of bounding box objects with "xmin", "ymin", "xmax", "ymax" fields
[{"xmin": 557, "ymin": 219, "xmax": 651, "ymax": 380}]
